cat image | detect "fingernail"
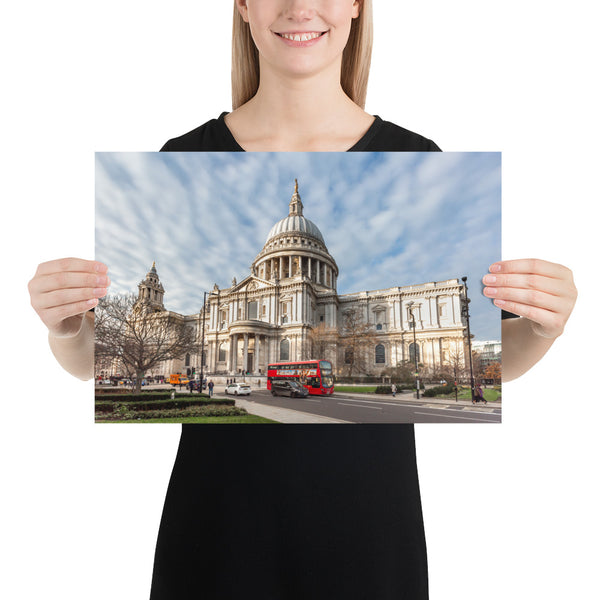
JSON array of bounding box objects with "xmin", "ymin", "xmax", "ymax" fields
[
  {"xmin": 490, "ymin": 264, "xmax": 502, "ymax": 273},
  {"xmin": 484, "ymin": 287, "xmax": 497, "ymax": 296},
  {"xmin": 93, "ymin": 288, "xmax": 107, "ymax": 297},
  {"xmin": 494, "ymin": 299, "xmax": 506, "ymax": 306},
  {"xmin": 87, "ymin": 298, "xmax": 99, "ymax": 307},
  {"xmin": 483, "ymin": 275, "xmax": 497, "ymax": 284},
  {"xmin": 94, "ymin": 262, "xmax": 108, "ymax": 273},
  {"xmin": 96, "ymin": 275, "xmax": 108, "ymax": 285}
]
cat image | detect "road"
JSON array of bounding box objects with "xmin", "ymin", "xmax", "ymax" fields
[{"xmin": 236, "ymin": 388, "xmax": 501, "ymax": 424}]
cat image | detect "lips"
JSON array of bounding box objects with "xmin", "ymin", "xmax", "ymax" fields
[
  {"xmin": 276, "ymin": 31, "xmax": 326, "ymax": 42},
  {"xmin": 273, "ymin": 29, "xmax": 329, "ymax": 48}
]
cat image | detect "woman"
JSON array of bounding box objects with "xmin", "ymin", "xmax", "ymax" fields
[{"xmin": 28, "ymin": 2, "xmax": 576, "ymax": 598}]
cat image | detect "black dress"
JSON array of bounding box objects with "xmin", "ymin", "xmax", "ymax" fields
[{"xmin": 151, "ymin": 114, "xmax": 505, "ymax": 599}]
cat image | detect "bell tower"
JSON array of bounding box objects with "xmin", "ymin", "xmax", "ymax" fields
[{"xmin": 137, "ymin": 261, "xmax": 165, "ymax": 312}]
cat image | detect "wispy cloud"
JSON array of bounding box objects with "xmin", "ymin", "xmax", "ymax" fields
[{"xmin": 96, "ymin": 152, "xmax": 501, "ymax": 340}]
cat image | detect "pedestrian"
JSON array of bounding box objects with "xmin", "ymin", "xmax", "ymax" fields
[
  {"xmin": 26, "ymin": 2, "xmax": 577, "ymax": 598},
  {"xmin": 391, "ymin": 383, "xmax": 397, "ymax": 397},
  {"xmin": 474, "ymin": 384, "xmax": 486, "ymax": 404},
  {"xmin": 207, "ymin": 380, "xmax": 214, "ymax": 398}
]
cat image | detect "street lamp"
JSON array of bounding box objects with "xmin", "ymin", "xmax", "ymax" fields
[
  {"xmin": 406, "ymin": 301, "xmax": 420, "ymax": 399},
  {"xmin": 461, "ymin": 277, "xmax": 476, "ymax": 403},
  {"xmin": 199, "ymin": 291, "xmax": 207, "ymax": 392}
]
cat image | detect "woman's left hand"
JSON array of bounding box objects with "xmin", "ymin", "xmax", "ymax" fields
[{"xmin": 482, "ymin": 258, "xmax": 577, "ymax": 339}]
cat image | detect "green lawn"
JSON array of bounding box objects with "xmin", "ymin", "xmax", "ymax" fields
[
  {"xmin": 334, "ymin": 386, "xmax": 378, "ymax": 393},
  {"xmin": 456, "ymin": 387, "xmax": 501, "ymax": 402}
]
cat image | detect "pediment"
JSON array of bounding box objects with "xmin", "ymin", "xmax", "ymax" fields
[{"xmin": 228, "ymin": 275, "xmax": 276, "ymax": 294}]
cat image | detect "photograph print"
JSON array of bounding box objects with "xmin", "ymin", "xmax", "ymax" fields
[{"xmin": 95, "ymin": 151, "xmax": 501, "ymax": 424}]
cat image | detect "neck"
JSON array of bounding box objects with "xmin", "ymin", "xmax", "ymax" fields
[
  {"xmin": 250, "ymin": 58, "xmax": 354, "ymax": 128},
  {"xmin": 226, "ymin": 58, "xmax": 372, "ymax": 151}
]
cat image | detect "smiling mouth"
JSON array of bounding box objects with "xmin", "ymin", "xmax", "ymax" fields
[{"xmin": 275, "ymin": 31, "xmax": 327, "ymax": 42}]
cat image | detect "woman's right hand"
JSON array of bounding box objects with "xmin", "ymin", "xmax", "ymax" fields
[{"xmin": 28, "ymin": 258, "xmax": 110, "ymax": 338}]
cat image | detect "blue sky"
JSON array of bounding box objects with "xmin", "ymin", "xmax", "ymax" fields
[{"xmin": 96, "ymin": 152, "xmax": 501, "ymax": 341}]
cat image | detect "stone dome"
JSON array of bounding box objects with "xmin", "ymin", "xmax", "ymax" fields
[
  {"xmin": 264, "ymin": 178, "xmax": 325, "ymax": 244},
  {"xmin": 266, "ymin": 214, "xmax": 325, "ymax": 244}
]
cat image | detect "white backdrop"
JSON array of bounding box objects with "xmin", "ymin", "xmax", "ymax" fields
[{"xmin": 1, "ymin": 2, "xmax": 597, "ymax": 599}]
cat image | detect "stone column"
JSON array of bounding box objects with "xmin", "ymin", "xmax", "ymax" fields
[
  {"xmin": 255, "ymin": 335, "xmax": 261, "ymax": 373},
  {"xmin": 232, "ymin": 334, "xmax": 238, "ymax": 372},
  {"xmin": 289, "ymin": 255, "xmax": 292, "ymax": 278},
  {"xmin": 317, "ymin": 260, "xmax": 321, "ymax": 284},
  {"xmin": 243, "ymin": 333, "xmax": 249, "ymax": 373},
  {"xmin": 308, "ymin": 257, "xmax": 312, "ymax": 280}
]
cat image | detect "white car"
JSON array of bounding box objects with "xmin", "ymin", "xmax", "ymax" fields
[{"xmin": 225, "ymin": 383, "xmax": 251, "ymax": 396}]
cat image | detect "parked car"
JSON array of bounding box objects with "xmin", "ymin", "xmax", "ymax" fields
[
  {"xmin": 271, "ymin": 380, "xmax": 309, "ymax": 398},
  {"xmin": 225, "ymin": 383, "xmax": 251, "ymax": 396}
]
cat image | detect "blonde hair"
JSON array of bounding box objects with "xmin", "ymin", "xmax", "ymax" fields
[{"xmin": 231, "ymin": 1, "xmax": 373, "ymax": 110}]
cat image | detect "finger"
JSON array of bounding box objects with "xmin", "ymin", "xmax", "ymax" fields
[
  {"xmin": 493, "ymin": 299, "xmax": 565, "ymax": 337},
  {"xmin": 39, "ymin": 299, "xmax": 99, "ymax": 331},
  {"xmin": 35, "ymin": 258, "xmax": 108, "ymax": 277},
  {"xmin": 34, "ymin": 286, "xmax": 109, "ymax": 311},
  {"xmin": 482, "ymin": 273, "xmax": 565, "ymax": 296},
  {"xmin": 483, "ymin": 285, "xmax": 568, "ymax": 313},
  {"xmin": 489, "ymin": 258, "xmax": 573, "ymax": 280},
  {"xmin": 29, "ymin": 272, "xmax": 111, "ymax": 295}
]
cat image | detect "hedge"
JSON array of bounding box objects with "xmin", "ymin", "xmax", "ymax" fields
[
  {"xmin": 94, "ymin": 392, "xmax": 211, "ymax": 402},
  {"xmin": 374, "ymin": 385, "xmax": 413, "ymax": 394},
  {"xmin": 97, "ymin": 405, "xmax": 249, "ymax": 421},
  {"xmin": 94, "ymin": 398, "xmax": 234, "ymax": 413},
  {"xmin": 423, "ymin": 384, "xmax": 458, "ymax": 397}
]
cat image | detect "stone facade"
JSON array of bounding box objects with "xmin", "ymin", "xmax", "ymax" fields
[{"xmin": 135, "ymin": 181, "xmax": 468, "ymax": 378}]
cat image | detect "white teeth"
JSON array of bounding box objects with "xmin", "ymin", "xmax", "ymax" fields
[{"xmin": 280, "ymin": 32, "xmax": 322, "ymax": 42}]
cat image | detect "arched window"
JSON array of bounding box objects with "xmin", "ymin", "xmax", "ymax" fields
[
  {"xmin": 218, "ymin": 343, "xmax": 227, "ymax": 363},
  {"xmin": 409, "ymin": 343, "xmax": 420, "ymax": 364},
  {"xmin": 375, "ymin": 344, "xmax": 385, "ymax": 364},
  {"xmin": 344, "ymin": 347, "xmax": 354, "ymax": 364},
  {"xmin": 280, "ymin": 339, "xmax": 290, "ymax": 361}
]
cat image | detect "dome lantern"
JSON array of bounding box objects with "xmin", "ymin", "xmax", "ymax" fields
[{"xmin": 289, "ymin": 178, "xmax": 304, "ymax": 217}]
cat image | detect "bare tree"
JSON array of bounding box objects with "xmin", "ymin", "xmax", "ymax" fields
[
  {"xmin": 339, "ymin": 307, "xmax": 376, "ymax": 377},
  {"xmin": 95, "ymin": 293, "xmax": 197, "ymax": 393},
  {"xmin": 446, "ymin": 344, "xmax": 467, "ymax": 384},
  {"xmin": 307, "ymin": 322, "xmax": 338, "ymax": 362}
]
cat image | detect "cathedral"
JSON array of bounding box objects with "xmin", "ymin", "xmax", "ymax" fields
[{"xmin": 134, "ymin": 180, "xmax": 468, "ymax": 379}]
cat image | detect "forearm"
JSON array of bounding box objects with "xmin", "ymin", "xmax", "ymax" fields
[
  {"xmin": 501, "ymin": 317, "xmax": 556, "ymax": 382},
  {"xmin": 48, "ymin": 311, "xmax": 95, "ymax": 381}
]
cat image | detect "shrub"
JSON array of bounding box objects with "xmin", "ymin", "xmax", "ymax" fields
[
  {"xmin": 96, "ymin": 405, "xmax": 249, "ymax": 421},
  {"xmin": 94, "ymin": 397, "xmax": 234, "ymax": 413},
  {"xmin": 374, "ymin": 385, "xmax": 412, "ymax": 394},
  {"xmin": 423, "ymin": 384, "xmax": 457, "ymax": 397}
]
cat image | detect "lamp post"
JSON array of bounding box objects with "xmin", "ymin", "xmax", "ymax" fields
[
  {"xmin": 406, "ymin": 301, "xmax": 420, "ymax": 399},
  {"xmin": 461, "ymin": 277, "xmax": 475, "ymax": 403},
  {"xmin": 199, "ymin": 291, "xmax": 207, "ymax": 392}
]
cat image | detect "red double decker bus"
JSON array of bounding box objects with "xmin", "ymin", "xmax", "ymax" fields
[{"xmin": 267, "ymin": 360, "xmax": 334, "ymax": 396}]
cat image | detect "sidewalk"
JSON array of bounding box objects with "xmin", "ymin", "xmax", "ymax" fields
[{"xmin": 235, "ymin": 398, "xmax": 350, "ymax": 424}]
